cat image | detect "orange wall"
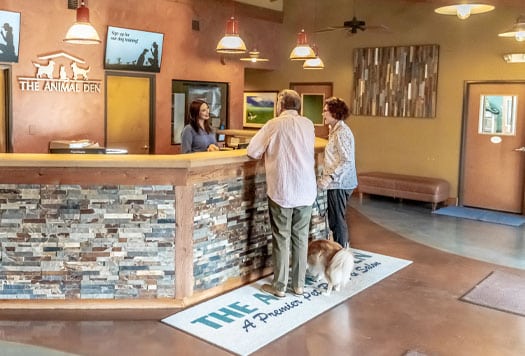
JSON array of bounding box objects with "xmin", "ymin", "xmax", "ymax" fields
[{"xmin": 3, "ymin": 0, "xmax": 282, "ymax": 153}]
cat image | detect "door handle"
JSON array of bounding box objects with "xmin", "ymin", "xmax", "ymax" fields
[
  {"xmin": 142, "ymin": 145, "xmax": 149, "ymax": 150},
  {"xmin": 513, "ymin": 146, "xmax": 525, "ymax": 152}
]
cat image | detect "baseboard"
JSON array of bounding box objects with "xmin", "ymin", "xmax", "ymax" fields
[{"xmin": 0, "ymin": 298, "xmax": 184, "ymax": 310}]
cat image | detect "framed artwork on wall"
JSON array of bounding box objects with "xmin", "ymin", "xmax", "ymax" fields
[
  {"xmin": 301, "ymin": 93, "xmax": 325, "ymax": 126},
  {"xmin": 104, "ymin": 26, "xmax": 164, "ymax": 73},
  {"xmin": 171, "ymin": 80, "xmax": 229, "ymax": 144},
  {"xmin": 290, "ymin": 82, "xmax": 332, "ymax": 135},
  {"xmin": 0, "ymin": 10, "xmax": 21, "ymax": 63},
  {"xmin": 352, "ymin": 44, "xmax": 439, "ymax": 118},
  {"xmin": 243, "ymin": 91, "xmax": 278, "ymax": 128}
]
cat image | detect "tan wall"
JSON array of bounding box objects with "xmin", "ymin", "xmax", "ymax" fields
[
  {"xmin": 3, "ymin": 0, "xmax": 282, "ymax": 154},
  {"xmin": 246, "ymin": 0, "xmax": 525, "ymax": 198}
]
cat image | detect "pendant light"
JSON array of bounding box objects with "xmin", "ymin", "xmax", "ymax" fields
[
  {"xmin": 498, "ymin": 16, "xmax": 525, "ymax": 42},
  {"xmin": 240, "ymin": 49, "xmax": 269, "ymax": 63},
  {"xmin": 64, "ymin": 0, "xmax": 101, "ymax": 44},
  {"xmin": 303, "ymin": 45, "xmax": 324, "ymax": 69},
  {"xmin": 216, "ymin": 17, "xmax": 247, "ymax": 54},
  {"xmin": 289, "ymin": 29, "xmax": 316, "ymax": 60},
  {"xmin": 297, "ymin": 0, "xmax": 321, "ymax": 64},
  {"xmin": 434, "ymin": 4, "xmax": 495, "ymax": 20},
  {"xmin": 303, "ymin": 56, "xmax": 325, "ymax": 69}
]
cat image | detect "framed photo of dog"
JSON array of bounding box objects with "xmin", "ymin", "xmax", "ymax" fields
[{"xmin": 0, "ymin": 10, "xmax": 21, "ymax": 63}]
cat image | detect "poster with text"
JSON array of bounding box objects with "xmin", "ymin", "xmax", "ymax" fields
[{"xmin": 104, "ymin": 26, "xmax": 164, "ymax": 73}]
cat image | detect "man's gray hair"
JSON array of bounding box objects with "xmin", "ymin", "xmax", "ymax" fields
[{"xmin": 277, "ymin": 89, "xmax": 301, "ymax": 113}]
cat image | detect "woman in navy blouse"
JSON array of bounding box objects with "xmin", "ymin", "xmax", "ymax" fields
[{"xmin": 181, "ymin": 100, "xmax": 219, "ymax": 153}]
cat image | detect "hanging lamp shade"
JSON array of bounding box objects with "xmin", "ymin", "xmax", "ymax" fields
[
  {"xmin": 303, "ymin": 45, "xmax": 324, "ymax": 69},
  {"xmin": 303, "ymin": 56, "xmax": 325, "ymax": 69},
  {"xmin": 498, "ymin": 16, "xmax": 525, "ymax": 42},
  {"xmin": 240, "ymin": 49, "xmax": 269, "ymax": 63},
  {"xmin": 434, "ymin": 4, "xmax": 494, "ymax": 20},
  {"xmin": 64, "ymin": 0, "xmax": 101, "ymax": 44},
  {"xmin": 216, "ymin": 17, "xmax": 247, "ymax": 54},
  {"xmin": 289, "ymin": 29, "xmax": 316, "ymax": 60}
]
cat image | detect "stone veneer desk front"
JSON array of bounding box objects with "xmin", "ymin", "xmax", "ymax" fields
[{"xmin": 0, "ymin": 138, "xmax": 327, "ymax": 309}]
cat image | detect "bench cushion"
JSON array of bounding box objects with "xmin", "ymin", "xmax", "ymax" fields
[{"xmin": 358, "ymin": 172, "xmax": 449, "ymax": 204}]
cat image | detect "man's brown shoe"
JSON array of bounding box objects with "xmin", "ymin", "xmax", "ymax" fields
[{"xmin": 261, "ymin": 284, "xmax": 285, "ymax": 298}]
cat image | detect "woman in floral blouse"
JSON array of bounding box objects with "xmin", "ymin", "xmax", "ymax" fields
[{"xmin": 317, "ymin": 97, "xmax": 358, "ymax": 247}]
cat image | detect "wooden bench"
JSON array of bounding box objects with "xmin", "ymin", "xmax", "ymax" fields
[{"xmin": 357, "ymin": 172, "xmax": 450, "ymax": 210}]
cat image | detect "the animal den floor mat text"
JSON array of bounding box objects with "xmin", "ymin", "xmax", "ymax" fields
[{"xmin": 162, "ymin": 249, "xmax": 412, "ymax": 356}]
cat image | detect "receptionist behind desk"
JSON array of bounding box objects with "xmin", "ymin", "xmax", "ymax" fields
[{"xmin": 181, "ymin": 99, "xmax": 220, "ymax": 153}]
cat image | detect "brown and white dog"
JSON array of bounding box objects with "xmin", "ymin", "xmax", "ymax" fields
[{"xmin": 307, "ymin": 239, "xmax": 355, "ymax": 296}]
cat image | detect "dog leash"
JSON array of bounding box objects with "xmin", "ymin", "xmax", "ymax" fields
[
  {"xmin": 315, "ymin": 196, "xmax": 331, "ymax": 239},
  {"xmin": 315, "ymin": 197, "xmax": 327, "ymax": 217}
]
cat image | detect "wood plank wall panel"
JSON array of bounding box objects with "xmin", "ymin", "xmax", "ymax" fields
[{"xmin": 352, "ymin": 44, "xmax": 439, "ymax": 118}]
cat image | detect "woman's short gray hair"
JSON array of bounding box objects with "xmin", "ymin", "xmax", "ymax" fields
[{"xmin": 277, "ymin": 89, "xmax": 301, "ymax": 113}]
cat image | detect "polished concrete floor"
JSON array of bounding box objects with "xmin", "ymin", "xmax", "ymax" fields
[
  {"xmin": 349, "ymin": 197, "xmax": 525, "ymax": 270},
  {"xmin": 1, "ymin": 196, "xmax": 525, "ymax": 356}
]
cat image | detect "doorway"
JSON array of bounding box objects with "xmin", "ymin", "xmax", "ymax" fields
[
  {"xmin": 0, "ymin": 66, "xmax": 11, "ymax": 153},
  {"xmin": 460, "ymin": 81, "xmax": 525, "ymax": 213},
  {"xmin": 105, "ymin": 72, "xmax": 155, "ymax": 154}
]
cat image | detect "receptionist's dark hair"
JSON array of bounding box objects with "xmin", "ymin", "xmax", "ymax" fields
[
  {"xmin": 188, "ymin": 99, "xmax": 213, "ymax": 134},
  {"xmin": 324, "ymin": 97, "xmax": 350, "ymax": 121}
]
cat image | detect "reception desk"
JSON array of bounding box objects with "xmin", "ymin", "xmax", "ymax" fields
[{"xmin": 0, "ymin": 138, "xmax": 328, "ymax": 308}]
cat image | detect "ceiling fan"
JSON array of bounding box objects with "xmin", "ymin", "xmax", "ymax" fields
[{"xmin": 315, "ymin": 0, "xmax": 388, "ymax": 35}]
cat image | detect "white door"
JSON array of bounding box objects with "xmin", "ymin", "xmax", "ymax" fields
[{"xmin": 0, "ymin": 67, "xmax": 9, "ymax": 153}]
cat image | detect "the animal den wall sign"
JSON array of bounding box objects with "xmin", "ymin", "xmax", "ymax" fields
[
  {"xmin": 352, "ymin": 44, "xmax": 439, "ymax": 118},
  {"xmin": 18, "ymin": 51, "xmax": 101, "ymax": 94}
]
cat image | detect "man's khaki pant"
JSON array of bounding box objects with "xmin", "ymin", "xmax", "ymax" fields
[{"xmin": 268, "ymin": 197, "xmax": 312, "ymax": 293}]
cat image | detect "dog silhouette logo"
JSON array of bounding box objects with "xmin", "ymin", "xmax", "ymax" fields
[{"xmin": 33, "ymin": 60, "xmax": 55, "ymax": 79}]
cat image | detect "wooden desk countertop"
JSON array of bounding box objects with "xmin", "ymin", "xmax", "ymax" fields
[{"xmin": 0, "ymin": 138, "xmax": 327, "ymax": 169}]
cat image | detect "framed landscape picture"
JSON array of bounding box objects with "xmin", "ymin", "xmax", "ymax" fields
[
  {"xmin": 243, "ymin": 91, "xmax": 278, "ymax": 128},
  {"xmin": 0, "ymin": 10, "xmax": 21, "ymax": 63}
]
